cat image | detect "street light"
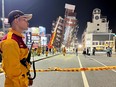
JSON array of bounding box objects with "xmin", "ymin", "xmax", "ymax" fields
[{"xmin": 78, "ymin": 44, "xmax": 82, "ymax": 48}]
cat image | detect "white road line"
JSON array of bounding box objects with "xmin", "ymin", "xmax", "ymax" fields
[
  {"xmin": 90, "ymin": 57, "xmax": 116, "ymax": 72},
  {"xmin": 78, "ymin": 56, "xmax": 89, "ymax": 87}
]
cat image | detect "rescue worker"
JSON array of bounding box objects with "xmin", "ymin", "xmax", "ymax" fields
[
  {"xmin": 45, "ymin": 46, "xmax": 49, "ymax": 56},
  {"xmin": 53, "ymin": 47, "xmax": 57, "ymax": 55},
  {"xmin": 0, "ymin": 10, "xmax": 33, "ymax": 87},
  {"xmin": 37, "ymin": 46, "xmax": 41, "ymax": 56},
  {"xmin": 62, "ymin": 47, "xmax": 66, "ymax": 56}
]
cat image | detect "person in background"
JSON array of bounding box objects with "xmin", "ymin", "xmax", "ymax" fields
[
  {"xmin": 54, "ymin": 47, "xmax": 57, "ymax": 54},
  {"xmin": 87, "ymin": 48, "xmax": 89, "ymax": 55},
  {"xmin": 73, "ymin": 48, "xmax": 75, "ymax": 54},
  {"xmin": 49, "ymin": 48, "xmax": 51, "ymax": 54},
  {"xmin": 110, "ymin": 47, "xmax": 112, "ymax": 56},
  {"xmin": 0, "ymin": 10, "xmax": 33, "ymax": 87},
  {"xmin": 42, "ymin": 47, "xmax": 44, "ymax": 55},
  {"xmin": 83, "ymin": 48, "xmax": 86, "ymax": 57},
  {"xmin": 92, "ymin": 47, "xmax": 96, "ymax": 55},
  {"xmin": 46, "ymin": 46, "xmax": 49, "ymax": 56},
  {"xmin": 75, "ymin": 48, "xmax": 78, "ymax": 56},
  {"xmin": 37, "ymin": 46, "xmax": 41, "ymax": 56},
  {"xmin": 62, "ymin": 47, "xmax": 66, "ymax": 56},
  {"xmin": 106, "ymin": 46, "xmax": 112, "ymax": 57}
]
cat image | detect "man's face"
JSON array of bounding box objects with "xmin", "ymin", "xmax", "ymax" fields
[{"xmin": 16, "ymin": 16, "xmax": 29, "ymax": 30}]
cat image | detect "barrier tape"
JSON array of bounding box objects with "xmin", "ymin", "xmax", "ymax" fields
[
  {"xmin": 30, "ymin": 66, "xmax": 116, "ymax": 72},
  {"xmin": 0, "ymin": 66, "xmax": 116, "ymax": 73}
]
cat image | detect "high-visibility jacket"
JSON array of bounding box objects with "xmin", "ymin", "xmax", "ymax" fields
[
  {"xmin": 37, "ymin": 47, "xmax": 41, "ymax": 54},
  {"xmin": 0, "ymin": 29, "xmax": 30, "ymax": 87},
  {"xmin": 62, "ymin": 48, "xmax": 66, "ymax": 53}
]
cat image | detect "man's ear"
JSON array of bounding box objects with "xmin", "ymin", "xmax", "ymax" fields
[{"xmin": 13, "ymin": 19, "xmax": 19, "ymax": 24}]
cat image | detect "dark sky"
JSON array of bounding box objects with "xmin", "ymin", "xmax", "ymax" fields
[{"xmin": 0, "ymin": 0, "xmax": 116, "ymax": 43}]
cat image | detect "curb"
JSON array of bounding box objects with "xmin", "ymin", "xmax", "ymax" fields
[{"xmin": 33, "ymin": 53, "xmax": 60, "ymax": 62}]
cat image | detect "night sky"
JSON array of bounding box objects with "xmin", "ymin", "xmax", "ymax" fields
[{"xmin": 0, "ymin": 0, "xmax": 116, "ymax": 43}]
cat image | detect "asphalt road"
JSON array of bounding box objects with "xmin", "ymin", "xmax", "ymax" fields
[{"xmin": 0, "ymin": 53, "xmax": 116, "ymax": 87}]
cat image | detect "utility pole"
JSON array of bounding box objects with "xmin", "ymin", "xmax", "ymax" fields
[{"xmin": 2, "ymin": 0, "xmax": 5, "ymax": 32}]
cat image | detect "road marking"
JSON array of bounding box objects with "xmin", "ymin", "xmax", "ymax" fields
[
  {"xmin": 90, "ymin": 58, "xmax": 116, "ymax": 72},
  {"xmin": 78, "ymin": 56, "xmax": 89, "ymax": 87}
]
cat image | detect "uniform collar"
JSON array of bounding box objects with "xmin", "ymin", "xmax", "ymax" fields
[{"xmin": 9, "ymin": 28, "xmax": 24, "ymax": 38}]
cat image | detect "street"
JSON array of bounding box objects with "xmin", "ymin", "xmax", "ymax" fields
[{"xmin": 0, "ymin": 53, "xmax": 116, "ymax": 87}]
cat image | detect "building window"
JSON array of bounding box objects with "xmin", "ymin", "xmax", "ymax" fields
[
  {"xmin": 99, "ymin": 42, "xmax": 102, "ymax": 45},
  {"xmin": 97, "ymin": 24, "xmax": 99, "ymax": 26},
  {"xmin": 99, "ymin": 41, "xmax": 104, "ymax": 45},
  {"xmin": 97, "ymin": 28, "xmax": 99, "ymax": 31},
  {"xmin": 93, "ymin": 42, "xmax": 95, "ymax": 45},
  {"xmin": 102, "ymin": 18, "xmax": 106, "ymax": 23},
  {"xmin": 96, "ymin": 42, "xmax": 98, "ymax": 45},
  {"xmin": 106, "ymin": 42, "xmax": 109, "ymax": 44}
]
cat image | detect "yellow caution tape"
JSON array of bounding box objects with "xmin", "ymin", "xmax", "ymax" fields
[
  {"xmin": 30, "ymin": 66, "xmax": 116, "ymax": 72},
  {"xmin": 0, "ymin": 66, "xmax": 116, "ymax": 73}
]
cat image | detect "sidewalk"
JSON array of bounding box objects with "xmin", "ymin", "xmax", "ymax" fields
[{"xmin": 31, "ymin": 53, "xmax": 60, "ymax": 62}]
